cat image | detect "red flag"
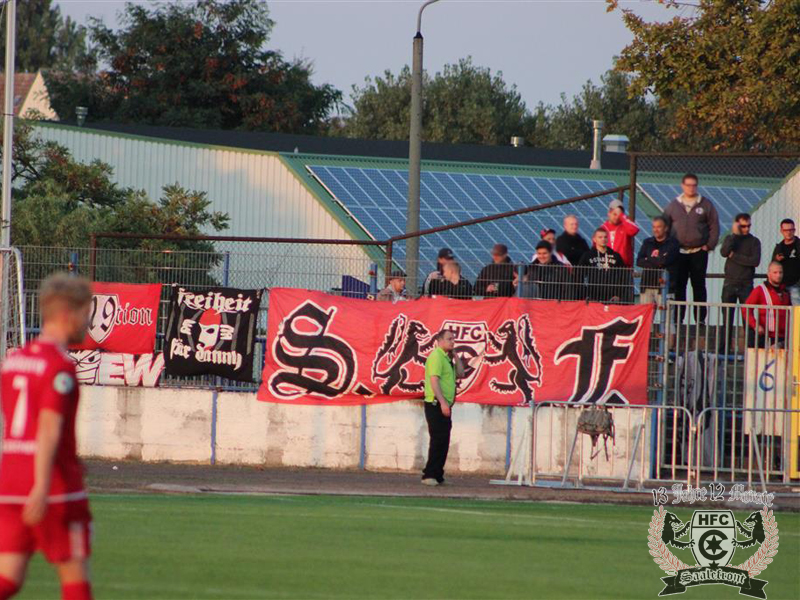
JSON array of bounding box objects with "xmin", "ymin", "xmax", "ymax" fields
[
  {"xmin": 258, "ymin": 288, "xmax": 654, "ymax": 406},
  {"xmin": 72, "ymin": 283, "xmax": 161, "ymax": 354}
]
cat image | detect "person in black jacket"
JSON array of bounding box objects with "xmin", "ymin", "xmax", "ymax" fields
[
  {"xmin": 557, "ymin": 215, "xmax": 590, "ymax": 300},
  {"xmin": 772, "ymin": 218, "xmax": 799, "ymax": 305},
  {"xmin": 422, "ymin": 247, "xmax": 455, "ymax": 295},
  {"xmin": 720, "ymin": 213, "xmax": 761, "ymax": 302},
  {"xmin": 429, "ymin": 261, "xmax": 473, "ymax": 299},
  {"xmin": 475, "ymin": 244, "xmax": 516, "ymax": 297},
  {"xmin": 577, "ymin": 229, "xmax": 627, "ymax": 303},
  {"xmin": 719, "ymin": 213, "xmax": 761, "ymax": 350},
  {"xmin": 524, "ymin": 241, "xmax": 569, "ymax": 300},
  {"xmin": 636, "ymin": 216, "xmax": 679, "ymax": 304},
  {"xmin": 556, "ymin": 215, "xmax": 590, "ymax": 265}
]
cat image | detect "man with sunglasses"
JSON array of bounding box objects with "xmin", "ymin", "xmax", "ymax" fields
[
  {"xmin": 772, "ymin": 219, "xmax": 799, "ymax": 305},
  {"xmin": 719, "ymin": 213, "xmax": 761, "ymax": 350}
]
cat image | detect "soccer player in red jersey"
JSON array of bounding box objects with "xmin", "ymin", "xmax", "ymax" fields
[{"xmin": 0, "ymin": 274, "xmax": 94, "ymax": 600}]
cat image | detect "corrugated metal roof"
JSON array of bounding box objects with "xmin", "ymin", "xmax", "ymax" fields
[{"xmin": 39, "ymin": 120, "xmax": 632, "ymax": 170}]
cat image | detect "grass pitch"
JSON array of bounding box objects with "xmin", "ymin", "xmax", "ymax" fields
[{"xmin": 17, "ymin": 494, "xmax": 800, "ymax": 599}]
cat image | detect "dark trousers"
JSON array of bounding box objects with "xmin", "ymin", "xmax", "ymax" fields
[
  {"xmin": 673, "ymin": 251, "xmax": 709, "ymax": 324},
  {"xmin": 720, "ymin": 282, "xmax": 752, "ymax": 350},
  {"xmin": 423, "ymin": 402, "xmax": 452, "ymax": 482}
]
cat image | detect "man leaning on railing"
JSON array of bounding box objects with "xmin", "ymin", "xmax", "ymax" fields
[
  {"xmin": 742, "ymin": 261, "xmax": 790, "ymax": 349},
  {"xmin": 377, "ymin": 272, "xmax": 407, "ymax": 303},
  {"xmin": 523, "ymin": 241, "xmax": 570, "ymax": 300},
  {"xmin": 577, "ymin": 228, "xmax": 629, "ymax": 304},
  {"xmin": 636, "ymin": 216, "xmax": 678, "ymax": 305}
]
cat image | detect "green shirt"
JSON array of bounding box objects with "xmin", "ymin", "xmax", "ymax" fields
[{"xmin": 424, "ymin": 346, "xmax": 456, "ymax": 406}]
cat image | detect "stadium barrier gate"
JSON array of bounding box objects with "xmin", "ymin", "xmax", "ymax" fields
[
  {"xmin": 496, "ymin": 402, "xmax": 696, "ymax": 491},
  {"xmin": 695, "ymin": 407, "xmax": 800, "ymax": 491}
]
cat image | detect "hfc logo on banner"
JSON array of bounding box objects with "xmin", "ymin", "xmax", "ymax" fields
[{"xmin": 648, "ymin": 505, "xmax": 778, "ymax": 598}]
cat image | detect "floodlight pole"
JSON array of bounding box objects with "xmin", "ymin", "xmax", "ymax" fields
[
  {"xmin": 1, "ymin": 0, "xmax": 16, "ymax": 247},
  {"xmin": 405, "ymin": 0, "xmax": 440, "ymax": 296}
]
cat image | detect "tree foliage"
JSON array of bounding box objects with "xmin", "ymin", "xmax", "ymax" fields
[
  {"xmin": 609, "ymin": 0, "xmax": 800, "ymax": 151},
  {"xmin": 0, "ymin": 0, "xmax": 90, "ymax": 72},
  {"xmin": 341, "ymin": 58, "xmax": 529, "ymax": 145},
  {"xmin": 46, "ymin": 0, "xmax": 341, "ymax": 134},
  {"xmin": 539, "ymin": 70, "xmax": 663, "ymax": 150},
  {"xmin": 341, "ymin": 59, "xmax": 664, "ymax": 151},
  {"xmin": 5, "ymin": 122, "xmax": 229, "ymax": 285}
]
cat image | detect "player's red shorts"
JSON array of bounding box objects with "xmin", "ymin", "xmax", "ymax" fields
[{"xmin": 0, "ymin": 500, "xmax": 92, "ymax": 563}]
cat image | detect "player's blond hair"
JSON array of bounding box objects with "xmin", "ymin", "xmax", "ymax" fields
[{"xmin": 39, "ymin": 273, "xmax": 92, "ymax": 320}]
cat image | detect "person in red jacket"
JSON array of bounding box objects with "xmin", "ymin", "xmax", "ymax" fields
[
  {"xmin": 601, "ymin": 199, "xmax": 640, "ymax": 267},
  {"xmin": 742, "ymin": 261, "xmax": 791, "ymax": 349}
]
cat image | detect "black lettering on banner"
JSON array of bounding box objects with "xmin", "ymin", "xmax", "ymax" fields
[
  {"xmin": 554, "ymin": 316, "xmax": 643, "ymax": 404},
  {"xmin": 269, "ymin": 301, "xmax": 359, "ymax": 399},
  {"xmin": 163, "ymin": 285, "xmax": 262, "ymax": 382}
]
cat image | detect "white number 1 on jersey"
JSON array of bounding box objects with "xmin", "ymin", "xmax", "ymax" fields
[{"xmin": 10, "ymin": 375, "xmax": 29, "ymax": 438}]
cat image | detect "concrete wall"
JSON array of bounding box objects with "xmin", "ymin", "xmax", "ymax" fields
[{"xmin": 76, "ymin": 386, "xmax": 653, "ymax": 481}]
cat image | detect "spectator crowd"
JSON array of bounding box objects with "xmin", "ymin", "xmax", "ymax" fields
[{"xmin": 377, "ymin": 173, "xmax": 798, "ymax": 350}]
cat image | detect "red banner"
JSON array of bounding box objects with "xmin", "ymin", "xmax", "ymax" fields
[
  {"xmin": 71, "ymin": 282, "xmax": 161, "ymax": 354},
  {"xmin": 258, "ymin": 289, "xmax": 654, "ymax": 406}
]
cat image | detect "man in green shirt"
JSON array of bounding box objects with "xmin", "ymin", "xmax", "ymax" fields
[{"xmin": 422, "ymin": 329, "xmax": 465, "ymax": 486}]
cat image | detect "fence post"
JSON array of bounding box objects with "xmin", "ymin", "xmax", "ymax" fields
[
  {"xmin": 89, "ymin": 234, "xmax": 97, "ymax": 281},
  {"xmin": 359, "ymin": 404, "xmax": 367, "ymax": 470},
  {"xmin": 369, "ymin": 263, "xmax": 378, "ymax": 295},
  {"xmin": 384, "ymin": 242, "xmax": 394, "ymax": 286},
  {"xmin": 628, "ymin": 154, "xmax": 637, "ymax": 221},
  {"xmin": 505, "ymin": 406, "xmax": 513, "ymax": 471},
  {"xmin": 68, "ymin": 252, "xmax": 79, "ymax": 277},
  {"xmin": 210, "ymin": 390, "xmax": 218, "ymax": 465},
  {"xmin": 222, "ymin": 252, "xmax": 231, "ymax": 287},
  {"xmin": 517, "ymin": 264, "xmax": 525, "ymax": 298}
]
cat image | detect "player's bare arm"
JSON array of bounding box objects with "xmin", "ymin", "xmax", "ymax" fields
[{"xmin": 23, "ymin": 410, "xmax": 64, "ymax": 527}]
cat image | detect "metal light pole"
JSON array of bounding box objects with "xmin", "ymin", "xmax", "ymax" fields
[
  {"xmin": 405, "ymin": 0, "xmax": 440, "ymax": 296},
  {"xmin": 1, "ymin": 0, "xmax": 16, "ymax": 247}
]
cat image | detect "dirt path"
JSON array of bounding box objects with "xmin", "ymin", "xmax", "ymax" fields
[{"xmin": 84, "ymin": 459, "xmax": 800, "ymax": 511}]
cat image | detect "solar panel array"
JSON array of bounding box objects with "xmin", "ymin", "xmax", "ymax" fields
[
  {"xmin": 638, "ymin": 183, "xmax": 772, "ymax": 225},
  {"xmin": 307, "ymin": 165, "xmax": 622, "ymax": 279}
]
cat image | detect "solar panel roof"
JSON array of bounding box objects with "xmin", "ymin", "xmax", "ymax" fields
[
  {"xmin": 307, "ymin": 165, "xmax": 776, "ymax": 286},
  {"xmin": 638, "ymin": 183, "xmax": 772, "ymax": 226},
  {"xmin": 307, "ymin": 165, "xmax": 624, "ymax": 279}
]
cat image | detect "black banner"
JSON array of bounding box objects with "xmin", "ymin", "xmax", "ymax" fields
[
  {"xmin": 164, "ymin": 286, "xmax": 262, "ymax": 382},
  {"xmin": 660, "ymin": 567, "xmax": 768, "ymax": 598}
]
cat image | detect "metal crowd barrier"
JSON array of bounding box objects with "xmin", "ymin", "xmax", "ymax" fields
[
  {"xmin": 493, "ymin": 401, "xmax": 696, "ymax": 491},
  {"xmin": 696, "ymin": 407, "xmax": 800, "ymax": 491},
  {"xmin": 496, "ymin": 403, "xmax": 800, "ymax": 493}
]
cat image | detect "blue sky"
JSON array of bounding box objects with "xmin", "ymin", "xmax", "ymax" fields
[{"xmin": 57, "ymin": 0, "xmax": 680, "ymax": 108}]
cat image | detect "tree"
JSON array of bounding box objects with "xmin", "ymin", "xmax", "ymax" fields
[
  {"xmin": 0, "ymin": 0, "xmax": 90, "ymax": 72},
  {"xmin": 543, "ymin": 70, "xmax": 664, "ymax": 151},
  {"xmin": 5, "ymin": 122, "xmax": 229, "ymax": 288},
  {"xmin": 341, "ymin": 58, "xmax": 529, "ymax": 145},
  {"xmin": 46, "ymin": 0, "xmax": 341, "ymax": 134},
  {"xmin": 608, "ymin": 0, "xmax": 800, "ymax": 151}
]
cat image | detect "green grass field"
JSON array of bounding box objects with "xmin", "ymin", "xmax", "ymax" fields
[{"xmin": 16, "ymin": 494, "xmax": 800, "ymax": 599}]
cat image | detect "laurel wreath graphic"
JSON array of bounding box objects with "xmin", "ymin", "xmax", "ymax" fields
[
  {"xmin": 733, "ymin": 508, "xmax": 779, "ymax": 577},
  {"xmin": 648, "ymin": 505, "xmax": 779, "ymax": 577},
  {"xmin": 648, "ymin": 505, "xmax": 689, "ymax": 575}
]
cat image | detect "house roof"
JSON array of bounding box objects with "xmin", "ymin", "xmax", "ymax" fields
[{"xmin": 0, "ymin": 73, "xmax": 37, "ymax": 115}]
